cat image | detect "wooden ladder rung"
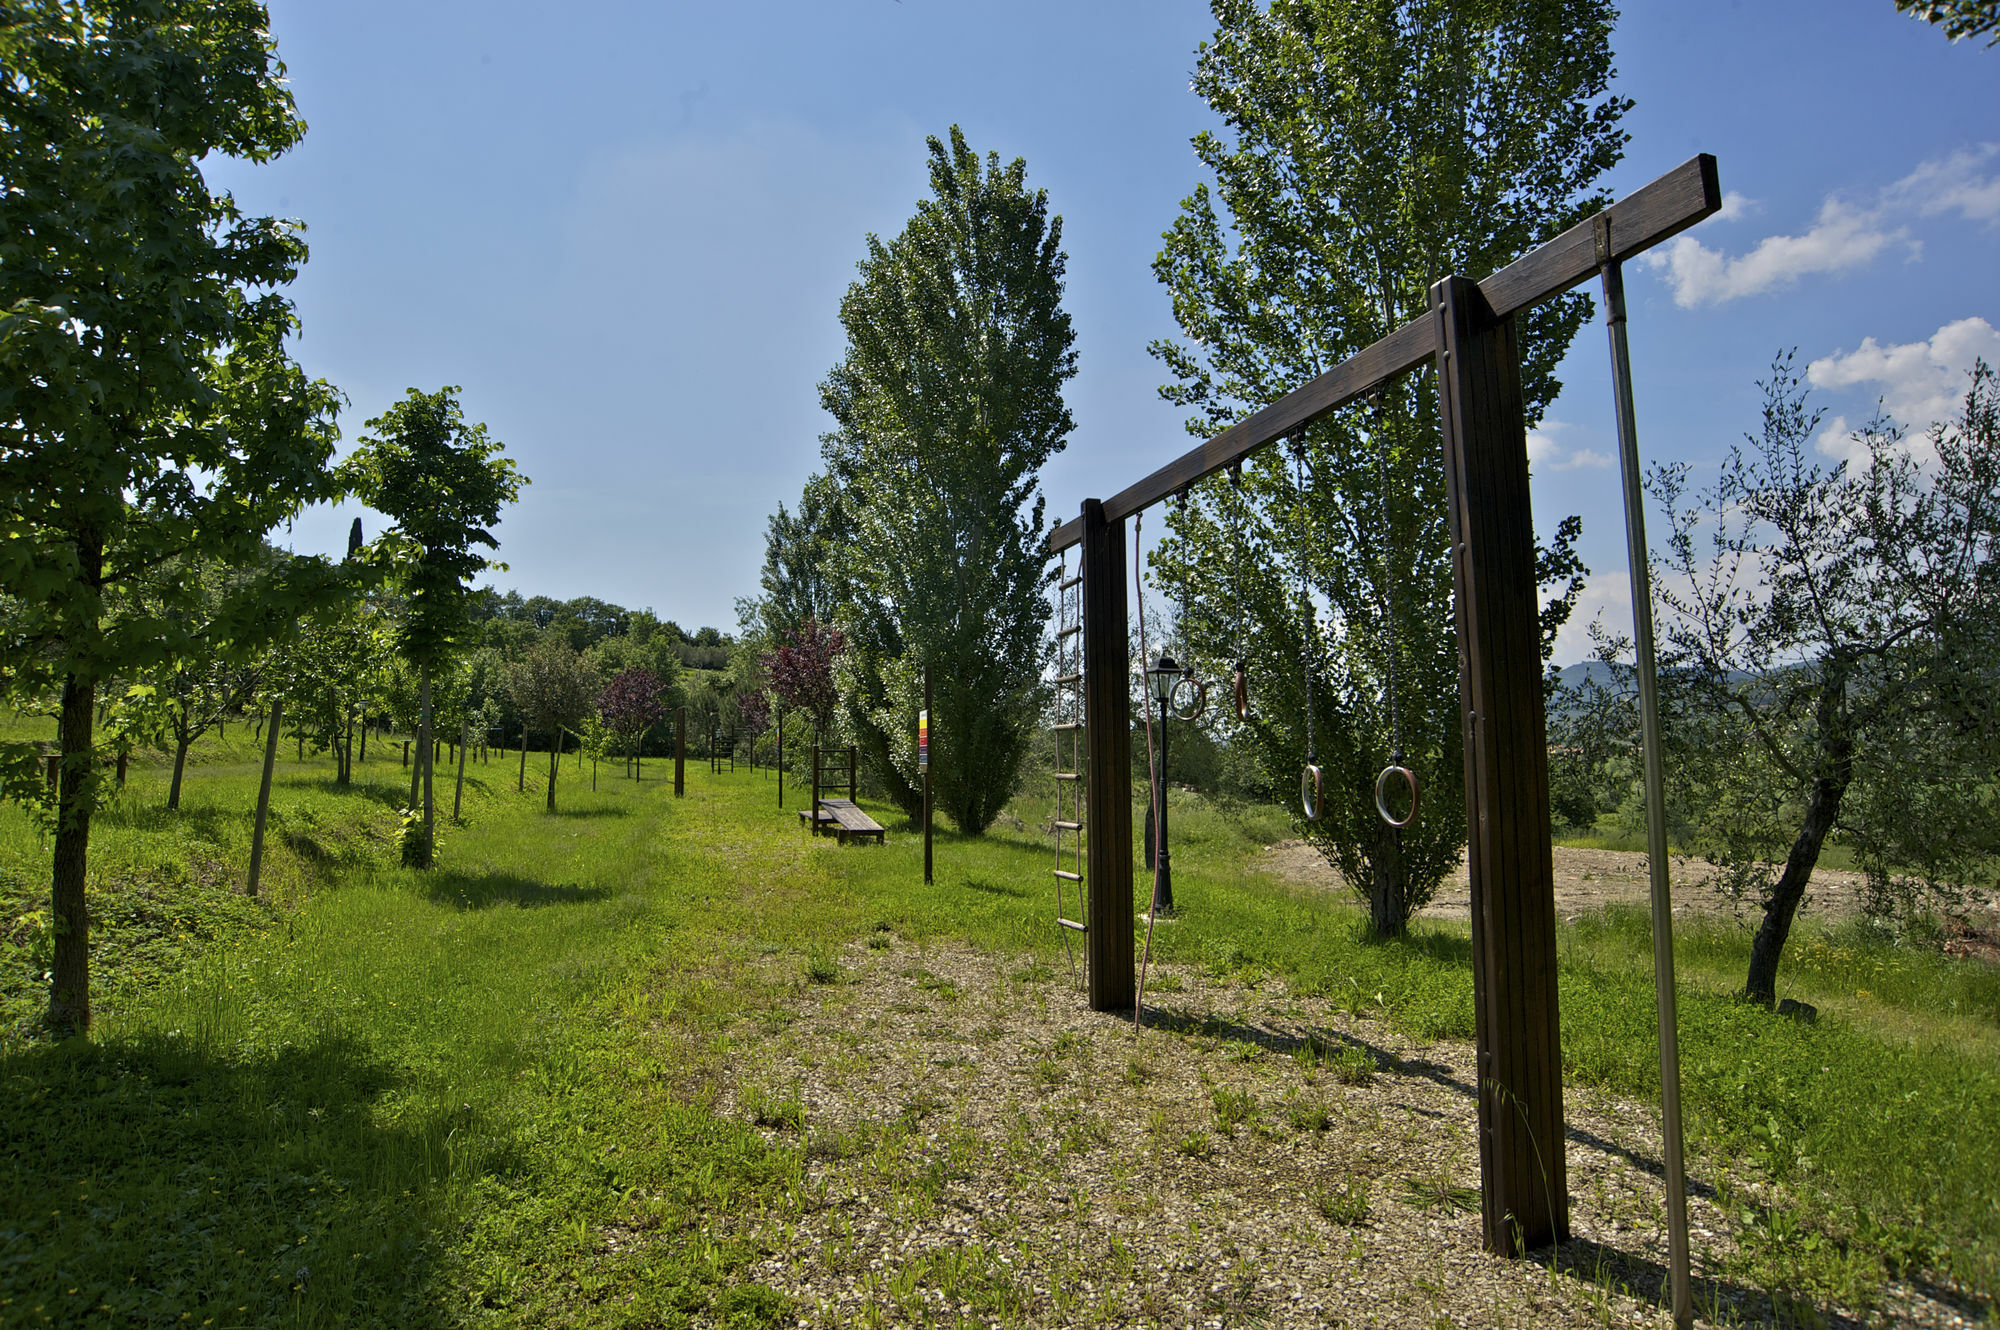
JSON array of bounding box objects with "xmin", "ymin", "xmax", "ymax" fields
[
  {"xmin": 1053, "ymin": 870, "xmax": 1081, "ymax": 882},
  {"xmin": 1052, "ymin": 819, "xmax": 1081, "ymax": 832},
  {"xmin": 1056, "ymin": 625, "xmax": 1082, "ymax": 638},
  {"xmin": 1057, "ymin": 917, "xmax": 1087, "ymax": 931},
  {"xmin": 1052, "ymin": 771, "xmax": 1080, "ymax": 781},
  {"xmin": 1052, "ymin": 672, "xmax": 1082, "ymax": 685},
  {"xmin": 1051, "ymin": 722, "xmax": 1083, "ymax": 732},
  {"xmin": 1059, "ymin": 574, "xmax": 1083, "ymax": 590}
]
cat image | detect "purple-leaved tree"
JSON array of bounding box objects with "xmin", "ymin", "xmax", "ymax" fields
[{"xmin": 598, "ymin": 667, "xmax": 666, "ymax": 779}]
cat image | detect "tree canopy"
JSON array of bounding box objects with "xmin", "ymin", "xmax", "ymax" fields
[
  {"xmin": 820, "ymin": 125, "xmax": 1076, "ymax": 833},
  {"xmin": 0, "ymin": 0, "xmax": 347, "ymax": 1031},
  {"xmin": 1148, "ymin": 0, "xmax": 1619, "ymax": 933}
]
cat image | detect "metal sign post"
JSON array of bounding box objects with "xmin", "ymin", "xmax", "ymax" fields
[
  {"xmin": 1597, "ymin": 213, "xmax": 1694, "ymax": 1329},
  {"xmin": 920, "ymin": 670, "xmax": 933, "ymax": 885}
]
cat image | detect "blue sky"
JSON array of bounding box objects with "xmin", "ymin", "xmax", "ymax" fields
[{"xmin": 206, "ymin": 1, "xmax": 1998, "ymax": 659}]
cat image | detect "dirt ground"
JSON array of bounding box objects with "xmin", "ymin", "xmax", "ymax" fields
[
  {"xmin": 1252, "ymin": 842, "xmax": 2000, "ymax": 962},
  {"xmin": 706, "ymin": 940, "xmax": 1982, "ymax": 1328}
]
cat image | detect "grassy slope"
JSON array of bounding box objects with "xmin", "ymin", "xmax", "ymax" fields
[{"xmin": 0, "ymin": 724, "xmax": 1995, "ymax": 1325}]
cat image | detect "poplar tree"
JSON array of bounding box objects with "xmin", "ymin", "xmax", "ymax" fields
[
  {"xmin": 1150, "ymin": 0, "xmax": 1619, "ymax": 933},
  {"xmin": 820, "ymin": 127, "xmax": 1076, "ymax": 833},
  {"xmin": 0, "ymin": 0, "xmax": 346, "ymax": 1031}
]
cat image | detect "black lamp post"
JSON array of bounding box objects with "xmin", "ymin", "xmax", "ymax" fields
[{"xmin": 1145, "ymin": 653, "xmax": 1181, "ymax": 916}]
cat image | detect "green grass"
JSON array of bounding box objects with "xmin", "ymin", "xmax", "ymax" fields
[{"xmin": 2, "ymin": 724, "xmax": 1996, "ymax": 1324}]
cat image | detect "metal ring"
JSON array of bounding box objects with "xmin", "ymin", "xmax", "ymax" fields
[
  {"xmin": 1232, "ymin": 665, "xmax": 1249, "ymax": 722},
  {"xmin": 1375, "ymin": 764, "xmax": 1420, "ymax": 828},
  {"xmin": 1169, "ymin": 675, "xmax": 1206, "ymax": 723},
  {"xmin": 1300, "ymin": 763, "xmax": 1323, "ymax": 821}
]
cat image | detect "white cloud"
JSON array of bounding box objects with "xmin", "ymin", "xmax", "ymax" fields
[
  {"xmin": 1807, "ymin": 316, "xmax": 2000, "ymax": 461},
  {"xmin": 1715, "ymin": 190, "xmax": 1756, "ymax": 222},
  {"xmin": 1886, "ymin": 143, "xmax": 2000, "ymax": 223},
  {"xmin": 1642, "ymin": 197, "xmax": 1903, "ymax": 307},
  {"xmin": 1639, "ymin": 144, "xmax": 1998, "ymax": 308},
  {"xmin": 1548, "ymin": 572, "xmax": 1632, "ymax": 666},
  {"xmin": 1526, "ymin": 420, "xmax": 1613, "ymax": 472}
]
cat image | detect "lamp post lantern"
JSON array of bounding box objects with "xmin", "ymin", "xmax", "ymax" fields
[{"xmin": 1145, "ymin": 653, "xmax": 1182, "ymax": 917}]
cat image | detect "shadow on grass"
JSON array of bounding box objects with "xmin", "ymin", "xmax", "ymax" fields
[
  {"xmin": 1534, "ymin": 1232, "xmax": 1904, "ymax": 1330},
  {"xmin": 0, "ymin": 1030, "xmax": 485, "ymax": 1323},
  {"xmin": 421, "ymin": 868, "xmax": 613, "ymax": 910},
  {"xmin": 959, "ymin": 875, "xmax": 1027, "ymax": 899},
  {"xmin": 543, "ymin": 802, "xmax": 638, "ymax": 820}
]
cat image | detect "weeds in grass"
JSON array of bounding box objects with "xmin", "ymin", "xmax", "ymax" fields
[
  {"xmin": 1123, "ymin": 1055, "xmax": 1153, "ymax": 1086},
  {"xmin": 1331, "ymin": 1042, "xmax": 1379, "ymax": 1085},
  {"xmin": 1211, "ymin": 1085, "xmax": 1256, "ymax": 1133},
  {"xmin": 742, "ymin": 1083, "xmax": 808, "ymax": 1131},
  {"xmin": 1285, "ymin": 1093, "xmax": 1332, "ymax": 1131},
  {"xmin": 1313, "ymin": 1179, "xmax": 1371, "ymax": 1225},
  {"xmin": 805, "ymin": 946, "xmax": 842, "ymax": 985},
  {"xmin": 1176, "ymin": 1129, "xmax": 1214, "ymax": 1159},
  {"xmin": 1397, "ymin": 1170, "xmax": 1481, "ymax": 1213},
  {"xmin": 866, "ymin": 932, "xmax": 891, "ymax": 950}
]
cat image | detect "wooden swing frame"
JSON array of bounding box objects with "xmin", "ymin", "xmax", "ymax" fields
[{"xmin": 1048, "ymin": 155, "xmax": 1721, "ymax": 1256}]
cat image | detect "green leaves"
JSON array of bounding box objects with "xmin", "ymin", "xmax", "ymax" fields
[
  {"xmin": 1151, "ymin": 0, "xmax": 1623, "ymax": 930},
  {"xmin": 817, "ymin": 127, "xmax": 1076, "ymax": 833},
  {"xmin": 342, "ymin": 387, "xmax": 525, "ymax": 673}
]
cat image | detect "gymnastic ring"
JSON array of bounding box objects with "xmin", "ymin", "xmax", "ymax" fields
[
  {"xmin": 1375, "ymin": 764, "xmax": 1420, "ymax": 828},
  {"xmin": 1169, "ymin": 674, "xmax": 1206, "ymax": 723},
  {"xmin": 1232, "ymin": 662, "xmax": 1250, "ymax": 722},
  {"xmin": 1300, "ymin": 763, "xmax": 1323, "ymax": 821}
]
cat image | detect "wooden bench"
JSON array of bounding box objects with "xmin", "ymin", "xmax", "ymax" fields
[
  {"xmin": 817, "ymin": 798, "xmax": 885, "ymax": 846},
  {"xmin": 797, "ymin": 806, "xmax": 837, "ymax": 832}
]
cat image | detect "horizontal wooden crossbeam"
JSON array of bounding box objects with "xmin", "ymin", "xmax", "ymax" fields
[{"xmin": 1047, "ymin": 154, "xmax": 1720, "ymax": 554}]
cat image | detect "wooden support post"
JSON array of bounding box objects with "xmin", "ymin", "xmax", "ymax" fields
[
  {"xmin": 1432, "ymin": 274, "xmax": 1568, "ymax": 1255},
  {"xmin": 846, "ymin": 745, "xmax": 856, "ymax": 803},
  {"xmin": 1080, "ymin": 498, "xmax": 1135, "ymax": 1012},
  {"xmin": 811, "ymin": 744, "xmax": 821, "ymax": 830},
  {"xmin": 675, "ymin": 706, "xmax": 685, "ymax": 797}
]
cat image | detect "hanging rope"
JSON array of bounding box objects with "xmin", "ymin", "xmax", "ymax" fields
[
  {"xmin": 1133, "ymin": 508, "xmax": 1163, "ymax": 1032},
  {"xmin": 1229, "ymin": 463, "xmax": 1250, "ymax": 722},
  {"xmin": 1293, "ymin": 437, "xmax": 1322, "ymax": 821},
  {"xmin": 1169, "ymin": 489, "xmax": 1206, "ymax": 723},
  {"xmin": 1372, "ymin": 393, "xmax": 1420, "ymax": 828}
]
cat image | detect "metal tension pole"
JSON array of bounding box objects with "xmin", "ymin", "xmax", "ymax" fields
[{"xmin": 1597, "ymin": 213, "xmax": 1693, "ymax": 1329}]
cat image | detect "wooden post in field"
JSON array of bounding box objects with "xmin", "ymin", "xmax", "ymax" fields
[
  {"xmin": 248, "ymin": 699, "xmax": 282, "ymax": 897},
  {"xmin": 518, "ymin": 734, "xmax": 527, "ymax": 793},
  {"xmin": 1433, "ymin": 273, "xmax": 1568, "ymax": 1254},
  {"xmin": 674, "ymin": 706, "xmax": 685, "ymax": 797},
  {"xmin": 453, "ymin": 720, "xmax": 469, "ymax": 821},
  {"xmin": 1080, "ymin": 498, "xmax": 1135, "ymax": 1013},
  {"xmin": 776, "ymin": 708, "xmax": 784, "ymax": 808},
  {"xmin": 922, "ymin": 665, "xmax": 933, "ymax": 886}
]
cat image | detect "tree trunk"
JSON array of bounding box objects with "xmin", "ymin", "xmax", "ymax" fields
[
  {"xmin": 249, "ymin": 698, "xmax": 282, "ymax": 898},
  {"xmin": 546, "ymin": 742, "xmax": 558, "ymax": 813},
  {"xmin": 342, "ymin": 704, "xmax": 355, "ymax": 784},
  {"xmin": 167, "ymin": 735, "xmax": 190, "ymax": 811},
  {"xmin": 453, "ymin": 719, "xmax": 469, "ymax": 822},
  {"xmin": 418, "ymin": 667, "xmax": 434, "ymax": 865},
  {"xmin": 115, "ymin": 749, "xmax": 127, "ymax": 789},
  {"xmin": 519, "ymin": 737, "xmax": 527, "ymax": 792},
  {"xmin": 358, "ymin": 719, "xmax": 367, "ymax": 765},
  {"xmin": 1369, "ymin": 824, "xmax": 1409, "ymax": 938},
  {"xmin": 48, "ymin": 670, "xmax": 97, "ymax": 1034},
  {"xmin": 1745, "ymin": 665, "xmax": 1854, "ymax": 1006}
]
